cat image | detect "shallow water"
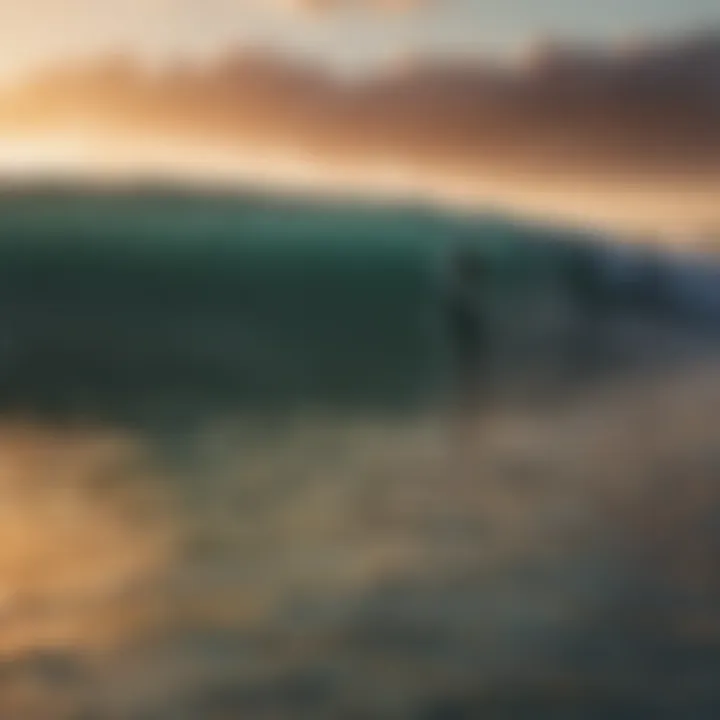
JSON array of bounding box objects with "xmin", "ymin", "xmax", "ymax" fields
[{"xmin": 1, "ymin": 358, "xmax": 720, "ymax": 718}]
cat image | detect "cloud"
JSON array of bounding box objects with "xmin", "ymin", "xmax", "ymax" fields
[
  {"xmin": 368, "ymin": 0, "xmax": 429, "ymax": 14},
  {"xmin": 1, "ymin": 31, "xmax": 720, "ymax": 234},
  {"xmin": 273, "ymin": 0, "xmax": 341, "ymax": 17},
  {"xmin": 273, "ymin": 0, "xmax": 429, "ymax": 16}
]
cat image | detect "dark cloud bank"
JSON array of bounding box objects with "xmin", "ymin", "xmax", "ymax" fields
[{"xmin": 1, "ymin": 30, "xmax": 719, "ymax": 234}]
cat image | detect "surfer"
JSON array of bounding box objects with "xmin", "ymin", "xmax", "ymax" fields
[
  {"xmin": 564, "ymin": 241, "xmax": 612, "ymax": 377},
  {"xmin": 444, "ymin": 244, "xmax": 494, "ymax": 423}
]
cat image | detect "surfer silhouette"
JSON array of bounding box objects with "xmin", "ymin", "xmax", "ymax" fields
[{"xmin": 445, "ymin": 244, "xmax": 493, "ymax": 420}]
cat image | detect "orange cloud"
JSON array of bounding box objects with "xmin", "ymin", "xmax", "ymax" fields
[
  {"xmin": 274, "ymin": 0, "xmax": 429, "ymax": 14},
  {"xmin": 1, "ymin": 32, "xmax": 719, "ymax": 234},
  {"xmin": 273, "ymin": 0, "xmax": 341, "ymax": 17}
]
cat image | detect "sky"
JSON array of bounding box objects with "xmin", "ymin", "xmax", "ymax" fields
[
  {"xmin": 1, "ymin": 0, "xmax": 719, "ymax": 79},
  {"xmin": 0, "ymin": 1, "xmax": 719, "ymax": 236}
]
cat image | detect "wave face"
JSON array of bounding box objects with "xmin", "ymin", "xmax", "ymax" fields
[
  {"xmin": 0, "ymin": 189, "xmax": 453, "ymax": 425},
  {"xmin": 0, "ymin": 187, "xmax": 717, "ymax": 425}
]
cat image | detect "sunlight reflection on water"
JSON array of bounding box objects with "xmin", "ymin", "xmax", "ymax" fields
[{"xmin": 0, "ymin": 357, "xmax": 719, "ymax": 717}]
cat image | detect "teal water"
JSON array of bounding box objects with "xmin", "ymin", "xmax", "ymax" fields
[
  {"xmin": 0, "ymin": 189, "xmax": 456, "ymax": 425},
  {"xmin": 0, "ymin": 187, "xmax": 656, "ymax": 427}
]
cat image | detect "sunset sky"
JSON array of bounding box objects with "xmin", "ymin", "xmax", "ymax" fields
[
  {"xmin": 0, "ymin": 0, "xmax": 718, "ymax": 77},
  {"xmin": 0, "ymin": 1, "xmax": 719, "ymax": 235}
]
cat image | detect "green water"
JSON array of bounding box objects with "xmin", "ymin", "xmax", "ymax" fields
[
  {"xmin": 0, "ymin": 189, "xmax": 460, "ymax": 424},
  {"xmin": 0, "ymin": 186, "xmax": 686, "ymax": 427}
]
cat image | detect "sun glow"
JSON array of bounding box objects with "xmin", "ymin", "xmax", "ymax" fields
[
  {"xmin": 0, "ymin": 132, "xmax": 717, "ymax": 241},
  {"xmin": 0, "ymin": 136, "xmax": 100, "ymax": 177}
]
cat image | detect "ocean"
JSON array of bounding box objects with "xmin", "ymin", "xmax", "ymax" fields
[{"xmin": 0, "ymin": 187, "xmax": 719, "ymax": 718}]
